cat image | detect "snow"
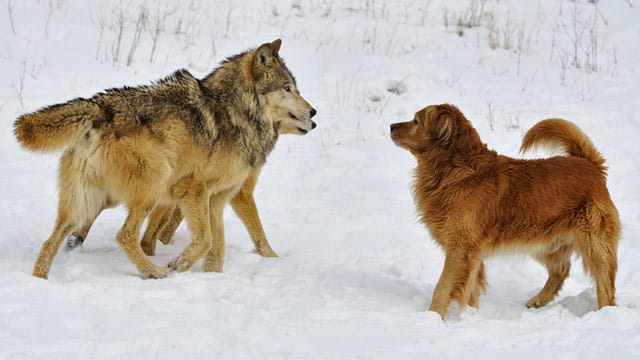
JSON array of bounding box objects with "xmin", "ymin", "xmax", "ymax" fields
[{"xmin": 1, "ymin": 0, "xmax": 640, "ymax": 358}]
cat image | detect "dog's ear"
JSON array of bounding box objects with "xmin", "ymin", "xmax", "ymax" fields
[
  {"xmin": 434, "ymin": 107, "xmax": 456, "ymax": 144},
  {"xmin": 255, "ymin": 39, "xmax": 282, "ymax": 67}
]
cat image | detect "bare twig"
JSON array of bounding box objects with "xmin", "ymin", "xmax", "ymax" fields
[
  {"xmin": 224, "ymin": 0, "xmax": 233, "ymax": 38},
  {"xmin": 112, "ymin": 6, "xmax": 125, "ymax": 65},
  {"xmin": 8, "ymin": 0, "xmax": 16, "ymax": 35},
  {"xmin": 126, "ymin": 7, "xmax": 147, "ymax": 66},
  {"xmin": 17, "ymin": 59, "xmax": 27, "ymax": 108}
]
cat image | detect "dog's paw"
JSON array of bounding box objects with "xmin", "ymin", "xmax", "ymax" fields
[
  {"xmin": 525, "ymin": 297, "xmax": 546, "ymax": 309},
  {"xmin": 65, "ymin": 233, "xmax": 84, "ymax": 251}
]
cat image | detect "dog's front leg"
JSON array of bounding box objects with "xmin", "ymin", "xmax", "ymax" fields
[{"xmin": 429, "ymin": 246, "xmax": 481, "ymax": 319}]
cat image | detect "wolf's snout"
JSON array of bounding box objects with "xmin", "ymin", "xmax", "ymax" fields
[{"xmin": 310, "ymin": 108, "xmax": 317, "ymax": 118}]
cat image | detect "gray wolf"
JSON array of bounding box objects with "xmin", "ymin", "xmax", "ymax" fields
[
  {"xmin": 390, "ymin": 103, "xmax": 620, "ymax": 319},
  {"xmin": 65, "ymin": 114, "xmax": 311, "ymax": 257},
  {"xmin": 14, "ymin": 39, "xmax": 316, "ymax": 279}
]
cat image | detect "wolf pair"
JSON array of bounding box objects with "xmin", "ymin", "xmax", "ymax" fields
[
  {"xmin": 16, "ymin": 40, "xmax": 621, "ymax": 319},
  {"xmin": 14, "ymin": 39, "xmax": 317, "ymax": 279}
]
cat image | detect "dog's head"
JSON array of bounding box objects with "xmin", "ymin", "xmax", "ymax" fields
[
  {"xmin": 390, "ymin": 104, "xmax": 481, "ymax": 154},
  {"xmin": 252, "ymin": 39, "xmax": 317, "ymax": 135}
]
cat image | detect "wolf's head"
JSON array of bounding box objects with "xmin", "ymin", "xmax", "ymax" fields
[{"xmin": 252, "ymin": 39, "xmax": 317, "ymax": 135}]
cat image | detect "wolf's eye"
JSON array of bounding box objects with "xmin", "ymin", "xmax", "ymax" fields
[{"xmin": 284, "ymin": 84, "xmax": 291, "ymax": 92}]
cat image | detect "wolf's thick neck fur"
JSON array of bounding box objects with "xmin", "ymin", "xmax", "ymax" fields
[{"xmin": 200, "ymin": 50, "xmax": 279, "ymax": 168}]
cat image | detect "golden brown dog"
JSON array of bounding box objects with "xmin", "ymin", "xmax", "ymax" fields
[{"xmin": 390, "ymin": 104, "xmax": 620, "ymax": 319}]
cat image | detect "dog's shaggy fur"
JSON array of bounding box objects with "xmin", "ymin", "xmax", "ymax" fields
[
  {"xmin": 391, "ymin": 104, "xmax": 621, "ymax": 319},
  {"xmin": 15, "ymin": 39, "xmax": 316, "ymax": 279}
]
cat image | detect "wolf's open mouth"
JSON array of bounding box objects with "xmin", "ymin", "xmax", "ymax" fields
[{"xmin": 289, "ymin": 112, "xmax": 310, "ymax": 133}]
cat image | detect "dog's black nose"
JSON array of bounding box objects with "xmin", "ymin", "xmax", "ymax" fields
[
  {"xmin": 310, "ymin": 108, "xmax": 317, "ymax": 118},
  {"xmin": 311, "ymin": 121, "xmax": 317, "ymax": 129},
  {"xmin": 390, "ymin": 123, "xmax": 398, "ymax": 130}
]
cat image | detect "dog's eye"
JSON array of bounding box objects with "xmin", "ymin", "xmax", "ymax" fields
[
  {"xmin": 412, "ymin": 118, "xmax": 418, "ymax": 124},
  {"xmin": 284, "ymin": 84, "xmax": 291, "ymax": 92}
]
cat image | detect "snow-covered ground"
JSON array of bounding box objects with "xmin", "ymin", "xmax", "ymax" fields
[{"xmin": 1, "ymin": 0, "xmax": 639, "ymax": 358}]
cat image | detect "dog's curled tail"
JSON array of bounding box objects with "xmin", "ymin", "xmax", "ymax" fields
[
  {"xmin": 14, "ymin": 98, "xmax": 101, "ymax": 152},
  {"xmin": 520, "ymin": 118, "xmax": 606, "ymax": 171}
]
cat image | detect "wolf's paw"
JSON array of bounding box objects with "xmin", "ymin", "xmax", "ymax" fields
[
  {"xmin": 167, "ymin": 257, "xmax": 180, "ymax": 271},
  {"xmin": 142, "ymin": 265, "xmax": 170, "ymax": 279},
  {"xmin": 257, "ymin": 245, "xmax": 278, "ymax": 258},
  {"xmin": 32, "ymin": 267, "xmax": 49, "ymax": 280},
  {"xmin": 65, "ymin": 233, "xmax": 84, "ymax": 251},
  {"xmin": 202, "ymin": 260, "xmax": 223, "ymax": 273}
]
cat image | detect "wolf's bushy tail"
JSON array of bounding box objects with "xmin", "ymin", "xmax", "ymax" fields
[
  {"xmin": 14, "ymin": 98, "xmax": 102, "ymax": 152},
  {"xmin": 520, "ymin": 118, "xmax": 606, "ymax": 172}
]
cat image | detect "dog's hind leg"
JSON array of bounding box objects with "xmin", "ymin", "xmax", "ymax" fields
[
  {"xmin": 576, "ymin": 235, "xmax": 617, "ymax": 308},
  {"xmin": 140, "ymin": 204, "xmax": 175, "ymax": 256},
  {"xmin": 116, "ymin": 205, "xmax": 169, "ymax": 279},
  {"xmin": 526, "ymin": 240, "xmax": 572, "ymax": 308},
  {"xmin": 574, "ymin": 204, "xmax": 620, "ymax": 308},
  {"xmin": 230, "ymin": 168, "xmax": 277, "ymax": 257},
  {"xmin": 430, "ymin": 245, "xmax": 482, "ymax": 318}
]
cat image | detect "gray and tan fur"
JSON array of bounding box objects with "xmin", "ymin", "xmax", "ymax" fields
[
  {"xmin": 14, "ymin": 39, "xmax": 316, "ymax": 279},
  {"xmin": 66, "ymin": 104, "xmax": 316, "ymax": 258}
]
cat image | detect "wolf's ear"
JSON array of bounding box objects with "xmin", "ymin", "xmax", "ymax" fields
[
  {"xmin": 256, "ymin": 39, "xmax": 282, "ymax": 67},
  {"xmin": 271, "ymin": 39, "xmax": 282, "ymax": 55}
]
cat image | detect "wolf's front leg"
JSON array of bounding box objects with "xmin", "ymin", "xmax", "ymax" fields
[
  {"xmin": 202, "ymin": 200, "xmax": 225, "ymax": 273},
  {"xmin": 169, "ymin": 186, "xmax": 211, "ymax": 272},
  {"xmin": 116, "ymin": 205, "xmax": 169, "ymax": 279},
  {"xmin": 230, "ymin": 168, "xmax": 277, "ymax": 258}
]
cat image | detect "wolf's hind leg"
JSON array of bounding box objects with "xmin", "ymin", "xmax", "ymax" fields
[
  {"xmin": 33, "ymin": 212, "xmax": 75, "ymax": 279},
  {"xmin": 116, "ymin": 205, "xmax": 169, "ymax": 279},
  {"xmin": 157, "ymin": 207, "xmax": 183, "ymax": 245},
  {"xmin": 66, "ymin": 199, "xmax": 117, "ymax": 251},
  {"xmin": 140, "ymin": 204, "xmax": 175, "ymax": 256}
]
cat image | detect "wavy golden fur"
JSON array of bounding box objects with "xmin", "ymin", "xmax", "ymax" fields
[{"xmin": 391, "ymin": 104, "xmax": 620, "ymax": 319}]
